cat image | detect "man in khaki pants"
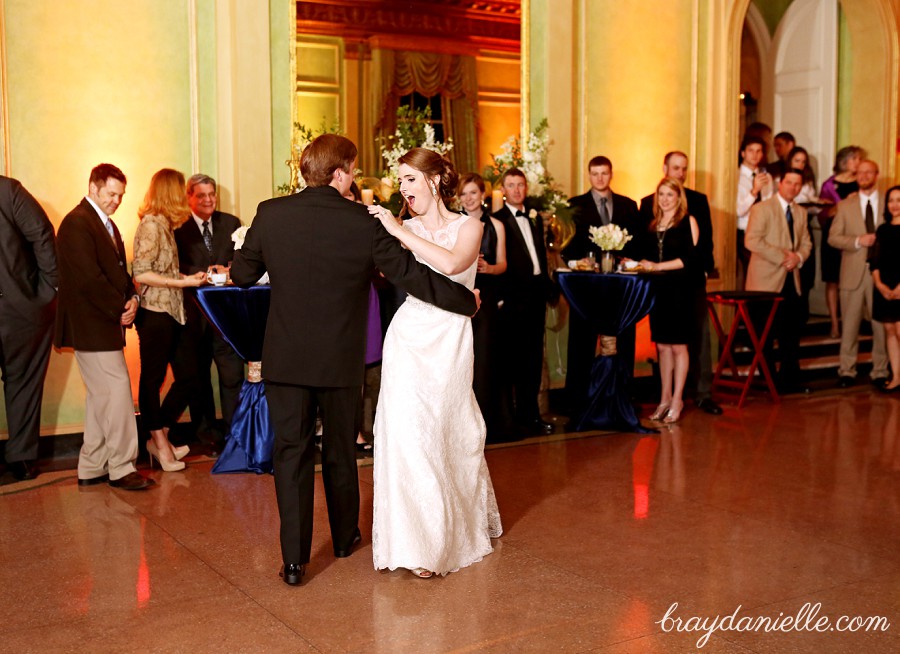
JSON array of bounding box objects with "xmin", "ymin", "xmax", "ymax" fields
[
  {"xmin": 55, "ymin": 164, "xmax": 153, "ymax": 490},
  {"xmin": 828, "ymin": 159, "xmax": 889, "ymax": 388}
]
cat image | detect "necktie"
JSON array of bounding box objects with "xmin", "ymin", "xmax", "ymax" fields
[
  {"xmin": 105, "ymin": 219, "xmax": 116, "ymax": 242},
  {"xmin": 752, "ymin": 172, "xmax": 761, "ymax": 204},
  {"xmin": 600, "ymin": 197, "xmax": 610, "ymax": 225},
  {"xmin": 202, "ymin": 221, "xmax": 213, "ymax": 254},
  {"xmin": 785, "ymin": 205, "xmax": 794, "ymax": 246},
  {"xmin": 865, "ymin": 199, "xmax": 875, "ymax": 262}
]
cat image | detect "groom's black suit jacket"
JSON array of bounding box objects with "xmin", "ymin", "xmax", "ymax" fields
[{"xmin": 231, "ymin": 185, "xmax": 475, "ymax": 388}]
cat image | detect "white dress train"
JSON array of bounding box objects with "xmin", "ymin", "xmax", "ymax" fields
[{"xmin": 372, "ymin": 214, "xmax": 503, "ymax": 575}]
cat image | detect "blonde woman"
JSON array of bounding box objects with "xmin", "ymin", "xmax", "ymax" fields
[
  {"xmin": 132, "ymin": 169, "xmax": 207, "ymax": 471},
  {"xmin": 638, "ymin": 178, "xmax": 702, "ymax": 424}
]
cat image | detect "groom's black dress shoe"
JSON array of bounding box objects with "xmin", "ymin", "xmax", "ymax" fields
[
  {"xmin": 8, "ymin": 460, "xmax": 38, "ymax": 481},
  {"xmin": 280, "ymin": 563, "xmax": 306, "ymax": 586},
  {"xmin": 522, "ymin": 419, "xmax": 554, "ymax": 435},
  {"xmin": 334, "ymin": 528, "xmax": 362, "ymax": 558}
]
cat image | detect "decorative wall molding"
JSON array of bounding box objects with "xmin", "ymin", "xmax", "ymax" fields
[{"xmin": 296, "ymin": 0, "xmax": 520, "ymax": 54}]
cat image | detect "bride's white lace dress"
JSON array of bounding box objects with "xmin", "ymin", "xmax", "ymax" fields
[{"xmin": 372, "ymin": 214, "xmax": 503, "ymax": 575}]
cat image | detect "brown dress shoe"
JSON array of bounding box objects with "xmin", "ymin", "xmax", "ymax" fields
[{"xmin": 108, "ymin": 472, "xmax": 156, "ymax": 490}]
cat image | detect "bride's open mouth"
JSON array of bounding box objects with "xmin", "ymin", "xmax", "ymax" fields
[{"xmin": 404, "ymin": 193, "xmax": 416, "ymax": 209}]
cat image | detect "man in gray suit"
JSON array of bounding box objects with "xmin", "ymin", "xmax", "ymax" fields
[
  {"xmin": 0, "ymin": 176, "xmax": 57, "ymax": 481},
  {"xmin": 828, "ymin": 159, "xmax": 889, "ymax": 387}
]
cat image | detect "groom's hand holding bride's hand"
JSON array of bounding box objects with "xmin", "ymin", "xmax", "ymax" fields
[{"xmin": 471, "ymin": 288, "xmax": 481, "ymax": 317}]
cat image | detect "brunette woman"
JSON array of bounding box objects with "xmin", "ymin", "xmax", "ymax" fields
[{"xmin": 458, "ymin": 173, "xmax": 507, "ymax": 438}]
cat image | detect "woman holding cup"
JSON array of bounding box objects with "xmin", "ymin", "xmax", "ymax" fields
[{"xmin": 132, "ymin": 168, "xmax": 207, "ymax": 471}]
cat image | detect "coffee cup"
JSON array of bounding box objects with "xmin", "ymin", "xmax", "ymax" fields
[{"xmin": 207, "ymin": 272, "xmax": 227, "ymax": 286}]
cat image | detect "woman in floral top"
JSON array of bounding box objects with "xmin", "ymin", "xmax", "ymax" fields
[{"xmin": 132, "ymin": 169, "xmax": 206, "ymax": 471}]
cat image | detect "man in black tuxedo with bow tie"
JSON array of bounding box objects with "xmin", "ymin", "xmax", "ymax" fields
[
  {"xmin": 170, "ymin": 174, "xmax": 244, "ymax": 448},
  {"xmin": 0, "ymin": 176, "xmax": 57, "ymax": 481},
  {"xmin": 493, "ymin": 168, "xmax": 555, "ymax": 437},
  {"xmin": 231, "ymin": 134, "xmax": 477, "ymax": 585},
  {"xmin": 563, "ymin": 156, "xmax": 639, "ymax": 417},
  {"xmin": 639, "ymin": 151, "xmax": 722, "ymax": 415}
]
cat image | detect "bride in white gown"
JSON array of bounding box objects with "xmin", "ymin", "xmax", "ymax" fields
[{"xmin": 368, "ymin": 148, "xmax": 503, "ymax": 578}]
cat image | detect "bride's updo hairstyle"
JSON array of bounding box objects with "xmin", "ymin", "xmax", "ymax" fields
[{"xmin": 398, "ymin": 147, "xmax": 459, "ymax": 206}]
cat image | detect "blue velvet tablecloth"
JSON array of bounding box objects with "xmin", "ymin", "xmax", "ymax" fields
[
  {"xmin": 557, "ymin": 271, "xmax": 655, "ymax": 433},
  {"xmin": 196, "ymin": 286, "xmax": 273, "ymax": 474}
]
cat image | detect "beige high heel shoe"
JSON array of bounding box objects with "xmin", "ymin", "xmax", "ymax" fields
[
  {"xmin": 650, "ymin": 403, "xmax": 671, "ymax": 421},
  {"xmin": 147, "ymin": 441, "xmax": 186, "ymax": 472},
  {"xmin": 172, "ymin": 445, "xmax": 190, "ymax": 461}
]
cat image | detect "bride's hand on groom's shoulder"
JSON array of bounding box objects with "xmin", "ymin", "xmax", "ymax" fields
[{"xmin": 368, "ymin": 205, "xmax": 400, "ymax": 233}]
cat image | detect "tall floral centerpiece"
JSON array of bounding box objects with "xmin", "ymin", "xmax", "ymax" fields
[
  {"xmin": 589, "ymin": 224, "xmax": 632, "ymax": 273},
  {"xmin": 376, "ymin": 106, "xmax": 453, "ymax": 213},
  {"xmin": 483, "ymin": 119, "xmax": 573, "ymax": 253}
]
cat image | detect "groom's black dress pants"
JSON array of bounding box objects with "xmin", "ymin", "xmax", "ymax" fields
[{"xmin": 266, "ymin": 382, "xmax": 361, "ymax": 565}]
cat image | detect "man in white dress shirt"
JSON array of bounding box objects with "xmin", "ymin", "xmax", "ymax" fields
[
  {"xmin": 492, "ymin": 168, "xmax": 554, "ymax": 437},
  {"xmin": 736, "ymin": 135, "xmax": 773, "ymax": 287}
]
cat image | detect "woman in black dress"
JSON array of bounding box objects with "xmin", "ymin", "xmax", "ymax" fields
[
  {"xmin": 873, "ymin": 185, "xmax": 900, "ymax": 393},
  {"xmin": 459, "ymin": 173, "xmax": 507, "ymax": 438},
  {"xmin": 637, "ymin": 178, "xmax": 701, "ymax": 423},
  {"xmin": 820, "ymin": 146, "xmax": 866, "ymax": 337}
]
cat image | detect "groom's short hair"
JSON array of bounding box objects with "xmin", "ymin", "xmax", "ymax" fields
[{"xmin": 301, "ymin": 134, "xmax": 357, "ymax": 188}]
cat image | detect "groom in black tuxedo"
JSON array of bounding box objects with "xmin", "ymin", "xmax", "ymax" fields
[{"xmin": 231, "ymin": 134, "xmax": 477, "ymax": 585}]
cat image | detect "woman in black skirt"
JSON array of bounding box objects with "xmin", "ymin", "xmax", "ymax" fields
[{"xmin": 873, "ymin": 185, "xmax": 900, "ymax": 393}]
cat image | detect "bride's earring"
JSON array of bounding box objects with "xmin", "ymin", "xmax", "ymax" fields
[{"xmin": 430, "ymin": 181, "xmax": 438, "ymax": 197}]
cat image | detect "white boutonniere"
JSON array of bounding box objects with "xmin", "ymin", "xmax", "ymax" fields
[{"xmin": 528, "ymin": 208, "xmax": 538, "ymax": 225}]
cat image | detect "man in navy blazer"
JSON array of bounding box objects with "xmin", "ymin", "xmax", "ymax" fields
[
  {"xmin": 0, "ymin": 176, "xmax": 57, "ymax": 480},
  {"xmin": 170, "ymin": 174, "xmax": 244, "ymax": 447},
  {"xmin": 639, "ymin": 151, "xmax": 722, "ymax": 415},
  {"xmin": 564, "ymin": 156, "xmax": 639, "ymax": 417},
  {"xmin": 231, "ymin": 135, "xmax": 476, "ymax": 585}
]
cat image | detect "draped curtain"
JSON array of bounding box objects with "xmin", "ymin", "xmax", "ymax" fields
[{"xmin": 371, "ymin": 49, "xmax": 478, "ymax": 176}]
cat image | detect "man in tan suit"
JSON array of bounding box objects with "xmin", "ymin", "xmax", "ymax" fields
[
  {"xmin": 745, "ymin": 169, "xmax": 812, "ymax": 392},
  {"xmin": 828, "ymin": 159, "xmax": 889, "ymax": 388}
]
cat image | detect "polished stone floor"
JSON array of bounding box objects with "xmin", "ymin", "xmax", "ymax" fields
[{"xmin": 1, "ymin": 388, "xmax": 898, "ymax": 653}]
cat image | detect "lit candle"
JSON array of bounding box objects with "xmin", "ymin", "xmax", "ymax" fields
[
  {"xmin": 491, "ymin": 189, "xmax": 504, "ymax": 213},
  {"xmin": 361, "ymin": 189, "xmax": 374, "ymax": 206}
]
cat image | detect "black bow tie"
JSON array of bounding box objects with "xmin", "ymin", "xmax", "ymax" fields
[{"xmin": 515, "ymin": 210, "xmax": 526, "ymax": 217}]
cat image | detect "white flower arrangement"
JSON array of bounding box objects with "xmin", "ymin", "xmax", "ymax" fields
[
  {"xmin": 230, "ymin": 226, "xmax": 269, "ymax": 284},
  {"xmin": 231, "ymin": 225, "xmax": 249, "ymax": 250},
  {"xmin": 589, "ymin": 224, "xmax": 632, "ymax": 251},
  {"xmin": 379, "ymin": 106, "xmax": 452, "ymax": 190}
]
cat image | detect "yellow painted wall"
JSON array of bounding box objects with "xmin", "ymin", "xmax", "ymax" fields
[
  {"xmin": 1, "ymin": 0, "xmax": 194, "ymax": 433},
  {"xmin": 476, "ymin": 51, "xmax": 521, "ymax": 176},
  {"xmin": 0, "ymin": 0, "xmax": 291, "ymax": 436}
]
